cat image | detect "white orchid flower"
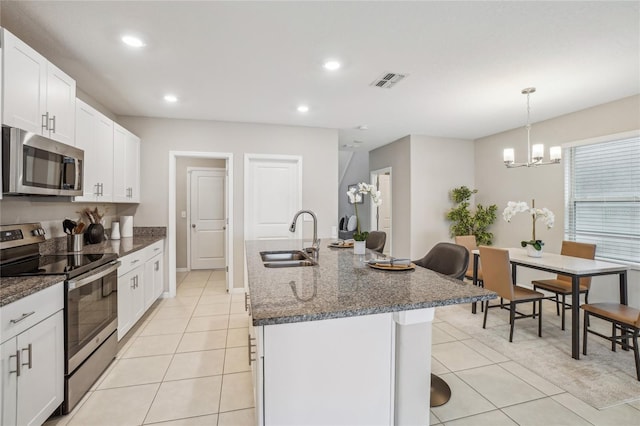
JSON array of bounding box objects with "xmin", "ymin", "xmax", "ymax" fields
[
  {"xmin": 347, "ymin": 182, "xmax": 384, "ymax": 239},
  {"xmin": 503, "ymin": 199, "xmax": 554, "ymax": 244}
]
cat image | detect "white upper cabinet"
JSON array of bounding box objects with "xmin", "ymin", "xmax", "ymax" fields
[
  {"xmin": 1, "ymin": 28, "xmax": 76, "ymax": 145},
  {"xmin": 45, "ymin": 63, "xmax": 76, "ymax": 145},
  {"xmin": 74, "ymin": 99, "xmax": 114, "ymax": 202},
  {"xmin": 113, "ymin": 124, "xmax": 141, "ymax": 203}
]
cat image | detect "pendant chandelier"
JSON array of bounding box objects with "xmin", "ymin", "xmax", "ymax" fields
[{"xmin": 503, "ymin": 87, "xmax": 561, "ymax": 168}]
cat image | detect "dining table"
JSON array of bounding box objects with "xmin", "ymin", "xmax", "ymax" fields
[{"xmin": 471, "ymin": 247, "xmax": 629, "ymax": 360}]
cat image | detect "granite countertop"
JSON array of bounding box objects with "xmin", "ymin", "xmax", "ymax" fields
[
  {"xmin": 66, "ymin": 235, "xmax": 165, "ymax": 257},
  {"xmin": 1, "ymin": 275, "xmax": 65, "ymax": 307},
  {"xmin": 245, "ymin": 240, "xmax": 497, "ymax": 326},
  {"xmin": 1, "ymin": 235, "xmax": 165, "ymax": 307}
]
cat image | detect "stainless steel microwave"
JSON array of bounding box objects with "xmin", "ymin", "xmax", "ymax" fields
[{"xmin": 2, "ymin": 126, "xmax": 84, "ymax": 196}]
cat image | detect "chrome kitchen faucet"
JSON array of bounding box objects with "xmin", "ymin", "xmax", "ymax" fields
[{"xmin": 289, "ymin": 210, "xmax": 319, "ymax": 260}]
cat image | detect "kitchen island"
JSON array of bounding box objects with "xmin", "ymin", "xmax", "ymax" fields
[{"xmin": 245, "ymin": 240, "xmax": 496, "ymax": 426}]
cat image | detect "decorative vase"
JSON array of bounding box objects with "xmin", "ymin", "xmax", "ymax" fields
[
  {"xmin": 354, "ymin": 240, "xmax": 366, "ymax": 255},
  {"xmin": 86, "ymin": 223, "xmax": 104, "ymax": 244},
  {"xmin": 526, "ymin": 244, "xmax": 543, "ymax": 258}
]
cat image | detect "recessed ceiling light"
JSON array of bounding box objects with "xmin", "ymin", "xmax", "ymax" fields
[
  {"xmin": 297, "ymin": 105, "xmax": 309, "ymax": 113},
  {"xmin": 357, "ymin": 125, "xmax": 368, "ymax": 131},
  {"xmin": 121, "ymin": 35, "xmax": 145, "ymax": 48},
  {"xmin": 164, "ymin": 94, "xmax": 178, "ymax": 103},
  {"xmin": 323, "ymin": 60, "xmax": 341, "ymax": 71}
]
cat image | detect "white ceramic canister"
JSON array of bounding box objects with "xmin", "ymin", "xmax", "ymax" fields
[
  {"xmin": 111, "ymin": 222, "xmax": 121, "ymax": 240},
  {"xmin": 120, "ymin": 216, "xmax": 133, "ymax": 238}
]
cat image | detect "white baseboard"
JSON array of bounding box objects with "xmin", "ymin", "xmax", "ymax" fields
[
  {"xmin": 176, "ymin": 267, "xmax": 189, "ymax": 272},
  {"xmin": 229, "ymin": 287, "xmax": 247, "ymax": 294}
]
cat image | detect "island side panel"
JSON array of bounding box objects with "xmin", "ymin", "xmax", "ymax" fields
[{"xmin": 262, "ymin": 313, "xmax": 395, "ymax": 426}]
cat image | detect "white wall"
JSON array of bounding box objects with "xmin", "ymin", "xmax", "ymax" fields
[
  {"xmin": 370, "ymin": 136, "xmax": 412, "ymax": 258},
  {"xmin": 339, "ymin": 150, "xmax": 371, "ymax": 231},
  {"xmin": 410, "ymin": 135, "xmax": 475, "ymax": 258},
  {"xmin": 370, "ymin": 134, "xmax": 476, "ymax": 259},
  {"xmin": 475, "ymin": 94, "xmax": 640, "ymax": 308},
  {"xmin": 117, "ymin": 116, "xmax": 338, "ymax": 289}
]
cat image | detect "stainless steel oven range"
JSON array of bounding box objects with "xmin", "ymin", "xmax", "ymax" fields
[{"xmin": 0, "ymin": 223, "xmax": 119, "ymax": 413}]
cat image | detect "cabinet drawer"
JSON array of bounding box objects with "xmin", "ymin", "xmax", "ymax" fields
[
  {"xmin": 118, "ymin": 250, "xmax": 146, "ymax": 277},
  {"xmin": 0, "ymin": 282, "xmax": 64, "ymax": 343},
  {"xmin": 145, "ymin": 240, "xmax": 164, "ymax": 261}
]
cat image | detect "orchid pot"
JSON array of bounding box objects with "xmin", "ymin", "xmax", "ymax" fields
[
  {"xmin": 503, "ymin": 199, "xmax": 554, "ymax": 258},
  {"xmin": 346, "ymin": 183, "xmax": 383, "ymax": 250}
]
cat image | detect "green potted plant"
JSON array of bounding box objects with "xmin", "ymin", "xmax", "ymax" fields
[{"xmin": 446, "ymin": 186, "xmax": 497, "ymax": 246}]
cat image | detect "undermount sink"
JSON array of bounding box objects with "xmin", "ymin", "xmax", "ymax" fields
[
  {"xmin": 263, "ymin": 260, "xmax": 316, "ymax": 268},
  {"xmin": 260, "ymin": 250, "xmax": 316, "ymax": 267}
]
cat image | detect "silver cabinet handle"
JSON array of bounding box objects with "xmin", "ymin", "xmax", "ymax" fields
[
  {"xmin": 155, "ymin": 260, "xmax": 159, "ymax": 271},
  {"xmin": 131, "ymin": 259, "xmax": 140, "ymax": 265},
  {"xmin": 154, "ymin": 247, "xmax": 160, "ymax": 252},
  {"xmin": 50, "ymin": 115, "xmax": 56, "ymax": 133},
  {"xmin": 9, "ymin": 351, "xmax": 21, "ymax": 376},
  {"xmin": 41, "ymin": 112, "xmax": 49, "ymax": 130},
  {"xmin": 130, "ymin": 276, "xmax": 136, "ymax": 289},
  {"xmin": 247, "ymin": 334, "xmax": 256, "ymax": 365},
  {"xmin": 21, "ymin": 344, "xmax": 33, "ymax": 369},
  {"xmin": 10, "ymin": 311, "xmax": 35, "ymax": 324}
]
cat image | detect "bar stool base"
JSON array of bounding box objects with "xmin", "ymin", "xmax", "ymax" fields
[{"xmin": 430, "ymin": 373, "xmax": 451, "ymax": 407}]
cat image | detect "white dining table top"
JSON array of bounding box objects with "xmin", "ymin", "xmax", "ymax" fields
[{"xmin": 472, "ymin": 247, "xmax": 628, "ymax": 275}]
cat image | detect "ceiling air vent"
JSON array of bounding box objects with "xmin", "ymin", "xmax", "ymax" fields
[{"xmin": 370, "ymin": 72, "xmax": 407, "ymax": 89}]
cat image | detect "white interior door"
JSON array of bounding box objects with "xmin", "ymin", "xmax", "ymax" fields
[
  {"xmin": 245, "ymin": 155, "xmax": 302, "ymax": 240},
  {"xmin": 190, "ymin": 169, "xmax": 226, "ymax": 269}
]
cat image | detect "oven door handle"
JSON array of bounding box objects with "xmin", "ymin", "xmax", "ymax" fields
[{"xmin": 67, "ymin": 261, "xmax": 121, "ymax": 290}]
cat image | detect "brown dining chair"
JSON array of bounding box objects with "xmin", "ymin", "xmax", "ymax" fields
[
  {"xmin": 365, "ymin": 231, "xmax": 386, "ymax": 254},
  {"xmin": 532, "ymin": 241, "xmax": 596, "ymax": 330},
  {"xmin": 454, "ymin": 235, "xmax": 483, "ymax": 286},
  {"xmin": 479, "ymin": 246, "xmax": 545, "ymax": 342},
  {"xmin": 581, "ymin": 302, "xmax": 640, "ymax": 381},
  {"xmin": 413, "ymin": 242, "xmax": 469, "ymax": 407}
]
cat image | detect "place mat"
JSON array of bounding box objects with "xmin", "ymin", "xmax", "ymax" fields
[
  {"xmin": 367, "ymin": 262, "xmax": 415, "ymax": 271},
  {"xmin": 328, "ymin": 242, "xmax": 354, "ymax": 248}
]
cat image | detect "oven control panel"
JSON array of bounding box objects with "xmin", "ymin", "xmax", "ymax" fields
[
  {"xmin": 0, "ymin": 223, "xmax": 46, "ymax": 250},
  {"xmin": 1, "ymin": 229, "xmax": 24, "ymax": 242}
]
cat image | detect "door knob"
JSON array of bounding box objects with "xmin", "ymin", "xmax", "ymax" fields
[
  {"xmin": 192, "ymin": 224, "xmax": 196, "ymax": 228},
  {"xmin": 223, "ymin": 226, "xmax": 226, "ymax": 230}
]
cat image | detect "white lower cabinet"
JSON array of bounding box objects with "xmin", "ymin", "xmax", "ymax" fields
[
  {"xmin": 144, "ymin": 252, "xmax": 164, "ymax": 310},
  {"xmin": 118, "ymin": 240, "xmax": 165, "ymax": 341},
  {"xmin": 1, "ymin": 283, "xmax": 64, "ymax": 426},
  {"xmin": 252, "ymin": 313, "xmax": 394, "ymax": 426},
  {"xmin": 117, "ymin": 251, "xmax": 145, "ymax": 341}
]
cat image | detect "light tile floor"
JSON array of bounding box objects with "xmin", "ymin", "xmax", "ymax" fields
[
  {"xmin": 430, "ymin": 304, "xmax": 640, "ymax": 426},
  {"xmin": 45, "ymin": 270, "xmax": 254, "ymax": 426},
  {"xmin": 44, "ymin": 270, "xmax": 640, "ymax": 426}
]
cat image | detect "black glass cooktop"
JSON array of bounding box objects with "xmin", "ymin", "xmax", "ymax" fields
[{"xmin": 1, "ymin": 253, "xmax": 118, "ymax": 279}]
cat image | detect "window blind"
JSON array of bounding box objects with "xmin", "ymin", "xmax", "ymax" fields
[{"xmin": 564, "ymin": 136, "xmax": 640, "ymax": 263}]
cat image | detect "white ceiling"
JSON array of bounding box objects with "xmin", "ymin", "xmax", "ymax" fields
[{"xmin": 2, "ymin": 1, "xmax": 638, "ymax": 151}]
